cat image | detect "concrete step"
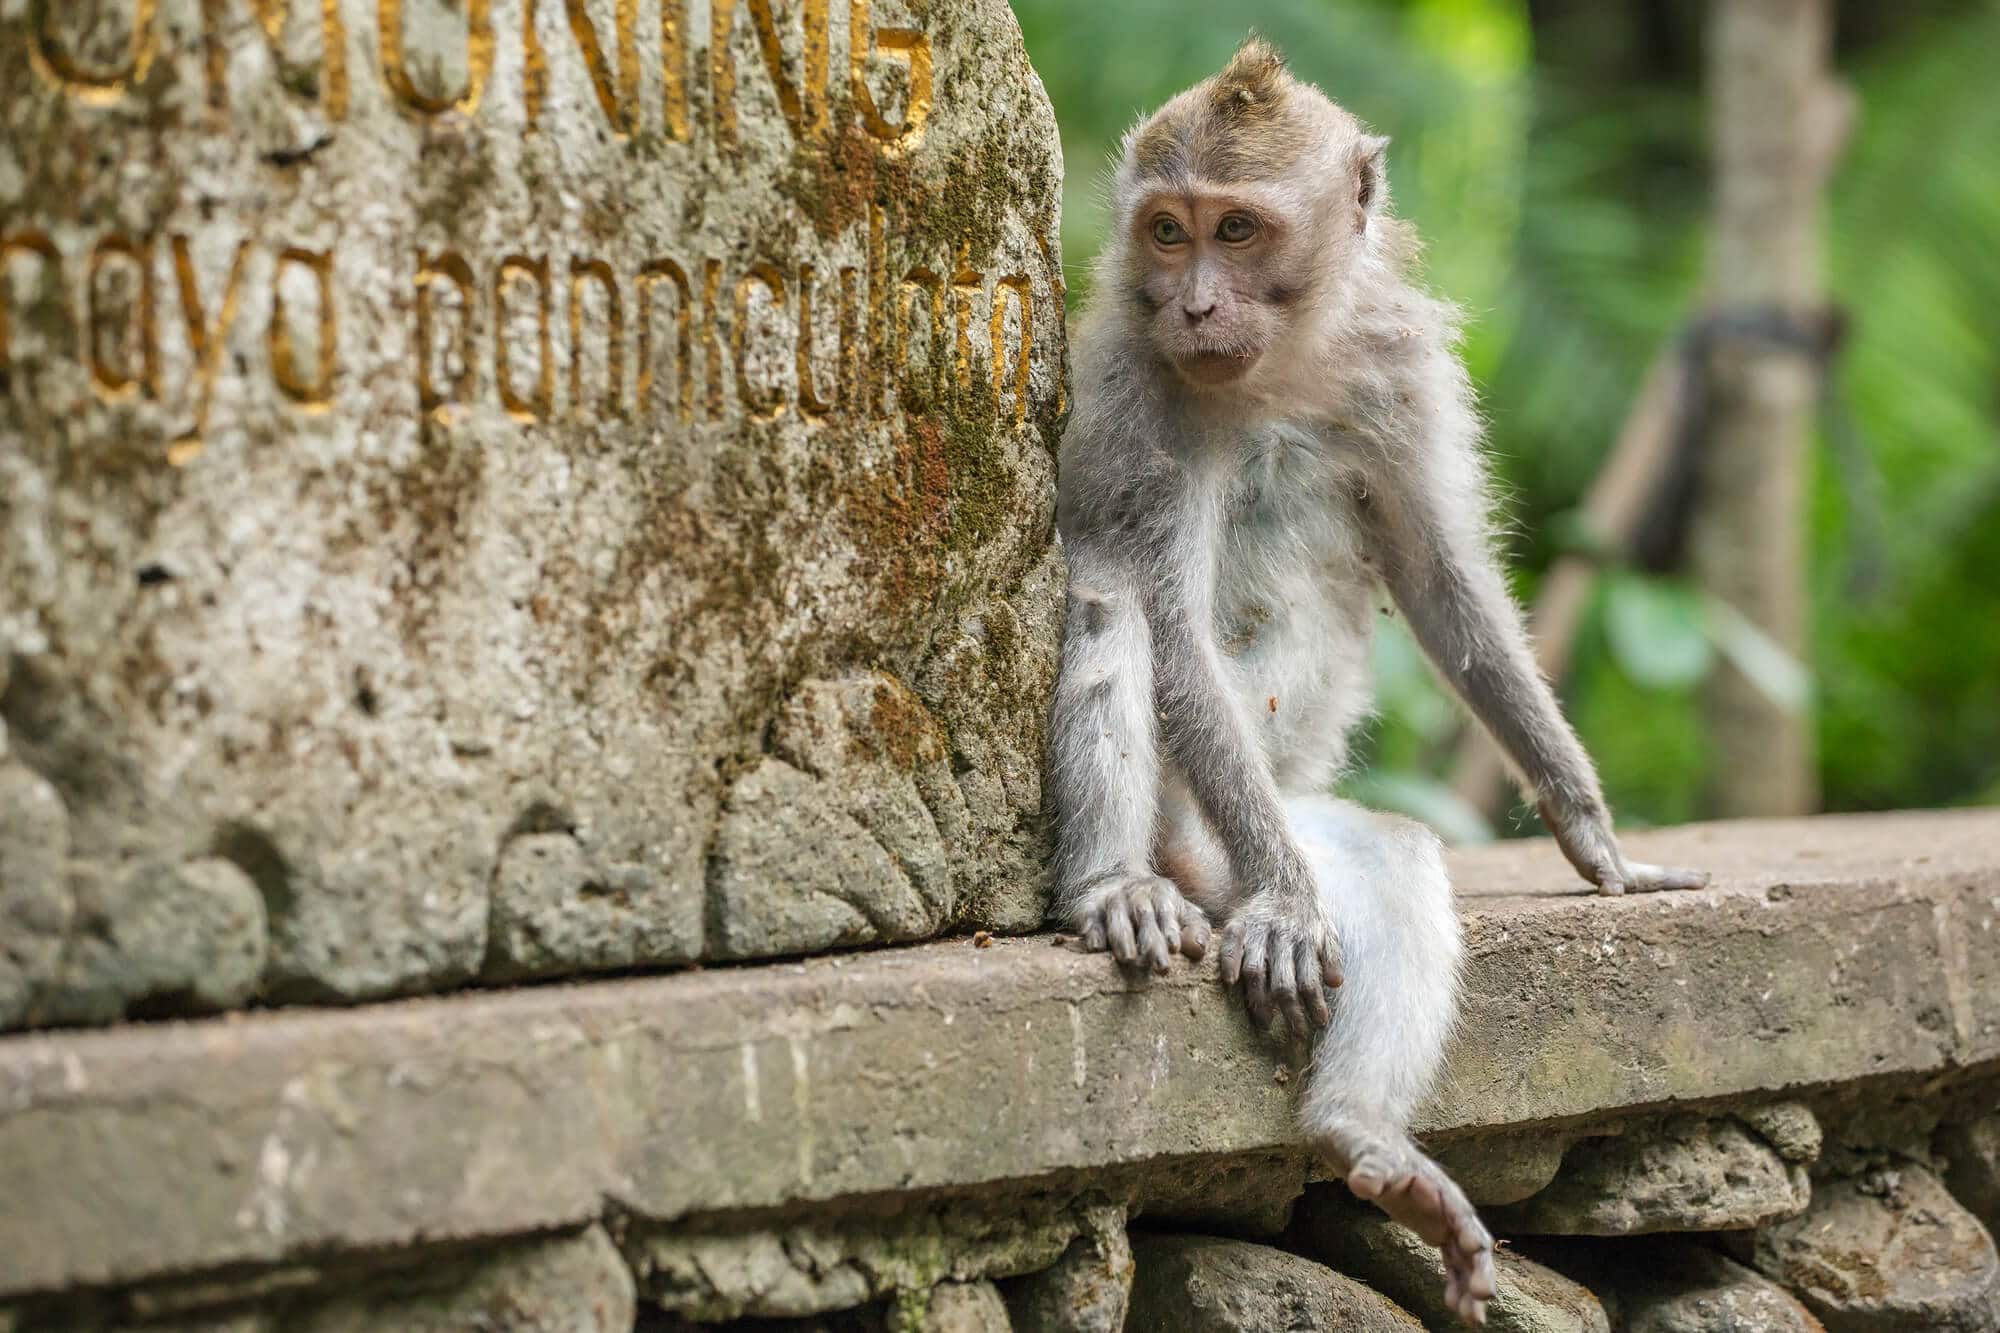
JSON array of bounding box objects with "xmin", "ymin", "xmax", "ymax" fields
[{"xmin": 2, "ymin": 810, "xmax": 1995, "ymax": 1302}]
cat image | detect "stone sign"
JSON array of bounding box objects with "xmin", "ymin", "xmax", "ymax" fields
[{"xmin": 0, "ymin": 0, "xmax": 1065, "ymax": 1025}]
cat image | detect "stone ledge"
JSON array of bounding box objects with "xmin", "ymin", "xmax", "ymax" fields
[{"xmin": 1, "ymin": 810, "xmax": 1995, "ymax": 1301}]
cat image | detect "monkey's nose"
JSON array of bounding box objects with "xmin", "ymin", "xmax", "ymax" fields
[{"xmin": 1182, "ymin": 300, "xmax": 1216, "ymax": 323}]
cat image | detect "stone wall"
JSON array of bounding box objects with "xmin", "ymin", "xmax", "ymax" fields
[
  {"xmin": 2, "ymin": 812, "xmax": 1997, "ymax": 1330},
  {"xmin": 1, "ymin": 0, "xmax": 1065, "ymax": 1029}
]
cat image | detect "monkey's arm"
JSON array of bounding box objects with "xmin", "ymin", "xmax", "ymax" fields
[
  {"xmin": 1144, "ymin": 524, "xmax": 1346, "ymax": 1025},
  {"xmin": 1047, "ymin": 541, "xmax": 1213, "ymax": 972},
  {"xmin": 1359, "ymin": 418, "xmax": 1707, "ymax": 896}
]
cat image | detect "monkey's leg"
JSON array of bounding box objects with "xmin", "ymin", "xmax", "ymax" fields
[
  {"xmin": 1048, "ymin": 557, "xmax": 1212, "ymax": 974},
  {"xmin": 1285, "ymin": 795, "xmax": 1497, "ymax": 1325}
]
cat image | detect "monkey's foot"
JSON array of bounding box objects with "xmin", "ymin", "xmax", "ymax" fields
[
  {"xmin": 1077, "ymin": 874, "xmax": 1211, "ymax": 974},
  {"xmin": 1613, "ymin": 862, "xmax": 1711, "ymax": 894},
  {"xmin": 1344, "ymin": 1136, "xmax": 1497, "ymax": 1325}
]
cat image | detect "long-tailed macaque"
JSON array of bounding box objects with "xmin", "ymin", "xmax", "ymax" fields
[{"xmin": 1045, "ymin": 40, "xmax": 1707, "ymax": 1323}]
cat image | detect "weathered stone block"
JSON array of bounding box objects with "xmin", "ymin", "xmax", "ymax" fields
[
  {"xmin": 1747, "ymin": 1159, "xmax": 2000, "ymax": 1332},
  {"xmin": 0, "ymin": 761, "xmax": 70, "ymax": 1026},
  {"xmin": 997, "ymin": 1207, "xmax": 1132, "ymax": 1333},
  {"xmin": 624, "ymin": 1192, "xmax": 1092, "ymax": 1320},
  {"xmin": 0, "ymin": 0, "xmax": 1065, "ymax": 1022},
  {"xmin": 1489, "ymin": 1114, "xmax": 1813, "ymax": 1236},
  {"xmin": 1939, "ymin": 1113, "xmax": 2000, "ymax": 1230},
  {"xmin": 1125, "ymin": 1235, "xmax": 1422, "ymax": 1331},
  {"xmin": 907, "ymin": 1280, "xmax": 1011, "ymax": 1333},
  {"xmin": 1298, "ymin": 1194, "xmax": 1609, "ymax": 1333},
  {"xmin": 1519, "ymin": 1238, "xmax": 1825, "ymax": 1333}
]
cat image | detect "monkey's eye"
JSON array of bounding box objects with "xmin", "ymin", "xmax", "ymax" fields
[
  {"xmin": 1216, "ymin": 213, "xmax": 1259, "ymax": 244},
  {"xmin": 1151, "ymin": 216, "xmax": 1188, "ymax": 246}
]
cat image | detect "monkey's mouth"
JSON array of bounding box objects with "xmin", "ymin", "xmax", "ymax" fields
[{"xmin": 1175, "ymin": 347, "xmax": 1259, "ymax": 386}]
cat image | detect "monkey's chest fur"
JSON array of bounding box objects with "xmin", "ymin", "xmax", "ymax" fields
[{"xmin": 1209, "ymin": 428, "xmax": 1379, "ymax": 785}]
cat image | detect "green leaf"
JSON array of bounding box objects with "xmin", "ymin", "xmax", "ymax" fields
[{"xmin": 1603, "ymin": 574, "xmax": 1715, "ymax": 689}]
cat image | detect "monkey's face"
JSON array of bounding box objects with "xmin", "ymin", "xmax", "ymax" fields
[{"xmin": 1131, "ymin": 187, "xmax": 1311, "ymax": 391}]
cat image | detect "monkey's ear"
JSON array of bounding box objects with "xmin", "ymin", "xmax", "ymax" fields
[{"xmin": 1355, "ymin": 135, "xmax": 1390, "ymax": 226}]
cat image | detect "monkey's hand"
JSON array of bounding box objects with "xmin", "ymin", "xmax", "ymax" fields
[
  {"xmin": 1075, "ymin": 874, "xmax": 1213, "ymax": 975},
  {"xmin": 1540, "ymin": 801, "xmax": 1710, "ymax": 896},
  {"xmin": 1218, "ymin": 876, "xmax": 1343, "ymax": 1034}
]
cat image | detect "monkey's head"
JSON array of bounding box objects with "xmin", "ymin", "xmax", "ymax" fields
[{"xmin": 1109, "ymin": 38, "xmax": 1391, "ymax": 394}]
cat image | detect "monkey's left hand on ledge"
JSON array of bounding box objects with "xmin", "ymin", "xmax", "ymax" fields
[{"xmin": 1540, "ymin": 800, "xmax": 1712, "ymax": 896}]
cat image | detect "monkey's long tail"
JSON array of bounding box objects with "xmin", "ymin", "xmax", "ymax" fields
[{"xmin": 1284, "ymin": 795, "xmax": 1463, "ymax": 1138}]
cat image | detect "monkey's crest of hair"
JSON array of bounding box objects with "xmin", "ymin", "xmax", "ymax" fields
[{"xmin": 1122, "ymin": 36, "xmax": 1355, "ymax": 198}]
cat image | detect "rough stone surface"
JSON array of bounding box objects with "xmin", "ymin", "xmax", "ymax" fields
[
  {"xmin": 909, "ymin": 1280, "xmax": 1011, "ymax": 1333},
  {"xmin": 1298, "ymin": 1194, "xmax": 1609, "ymax": 1333},
  {"xmin": 0, "ymin": 761, "xmax": 70, "ymax": 1026},
  {"xmin": 0, "ymin": 0, "xmax": 1065, "ymax": 1022},
  {"xmin": 998, "ymin": 1208, "xmax": 1132, "ymax": 1333},
  {"xmin": 1435, "ymin": 1130, "xmax": 1573, "ymax": 1207},
  {"xmin": 1125, "ymin": 1235, "xmax": 1421, "ymax": 1331},
  {"xmin": 624, "ymin": 1192, "xmax": 1099, "ymax": 1320},
  {"xmin": 10, "ymin": 1226, "xmax": 632, "ymax": 1332},
  {"xmin": 1, "ymin": 812, "xmax": 1997, "ymax": 1302},
  {"xmin": 484, "ymin": 830, "xmax": 683, "ymax": 982},
  {"xmin": 1490, "ymin": 1114, "xmax": 1813, "ymax": 1236},
  {"xmin": 1523, "ymin": 1238, "xmax": 1825, "ymax": 1333},
  {"xmin": 1748, "ymin": 1159, "xmax": 2000, "ymax": 1331},
  {"xmin": 1938, "ymin": 1114, "xmax": 2000, "ymax": 1229},
  {"xmin": 34, "ymin": 856, "xmax": 266, "ymax": 1025}
]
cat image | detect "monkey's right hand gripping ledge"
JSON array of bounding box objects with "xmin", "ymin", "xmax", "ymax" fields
[{"xmin": 2, "ymin": 810, "xmax": 1997, "ymax": 1302}]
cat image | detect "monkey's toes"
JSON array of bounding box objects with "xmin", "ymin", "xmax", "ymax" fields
[{"xmin": 1628, "ymin": 862, "xmax": 1711, "ymax": 893}]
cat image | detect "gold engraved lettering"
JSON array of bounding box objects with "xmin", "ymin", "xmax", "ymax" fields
[
  {"xmin": 566, "ymin": 0, "xmax": 641, "ymax": 137},
  {"xmin": 199, "ymin": 0, "xmax": 350, "ymax": 119},
  {"xmin": 849, "ymin": 0, "xmax": 930, "ymax": 150},
  {"xmin": 87, "ymin": 235, "xmax": 157, "ymax": 401},
  {"xmin": 522, "ymin": 0, "xmax": 548, "ymax": 126},
  {"xmin": 732, "ymin": 261, "xmax": 788, "ymax": 422},
  {"xmin": 0, "ymin": 232, "xmax": 65, "ymax": 387},
  {"xmin": 950, "ymin": 245, "xmax": 980, "ymax": 395},
  {"xmin": 795, "ymin": 262, "xmax": 836, "ymax": 418},
  {"xmin": 379, "ymin": 0, "xmax": 495, "ymax": 116},
  {"xmin": 636, "ymin": 258, "xmax": 693, "ymax": 424},
  {"xmin": 661, "ymin": 0, "xmax": 691, "ymax": 142},
  {"xmin": 167, "ymin": 235, "xmax": 251, "ymax": 466},
  {"xmin": 699, "ymin": 258, "xmax": 723, "ymax": 420},
  {"xmin": 568, "ymin": 256, "xmax": 624, "ymax": 416},
  {"xmin": 714, "ymin": 0, "xmax": 831, "ymax": 154},
  {"xmin": 415, "ymin": 251, "xmax": 477, "ymax": 418},
  {"xmin": 710, "ymin": 0, "xmax": 740, "ymax": 153},
  {"xmin": 495, "ymin": 254, "xmax": 554, "ymax": 421},
  {"xmin": 271, "ymin": 247, "xmax": 337, "ymax": 410},
  {"xmin": 989, "ymin": 273, "xmax": 1031, "ymax": 426},
  {"xmin": 29, "ymin": 0, "xmax": 159, "ymax": 105},
  {"xmin": 896, "ymin": 267, "xmax": 944, "ymax": 410}
]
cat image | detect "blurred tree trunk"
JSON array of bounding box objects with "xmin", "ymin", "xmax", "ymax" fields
[{"xmin": 1691, "ymin": 0, "xmax": 1849, "ymax": 817}]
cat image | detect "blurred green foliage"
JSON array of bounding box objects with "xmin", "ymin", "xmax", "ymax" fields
[{"xmin": 1011, "ymin": 0, "xmax": 2000, "ymax": 836}]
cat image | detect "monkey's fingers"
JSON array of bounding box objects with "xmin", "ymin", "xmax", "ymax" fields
[
  {"xmin": 1217, "ymin": 922, "xmax": 1245, "ymax": 985},
  {"xmin": 1105, "ymin": 905, "xmax": 1139, "ymax": 964},
  {"xmin": 1320, "ymin": 937, "xmax": 1345, "ymax": 990},
  {"xmin": 1240, "ymin": 932, "xmax": 1273, "ymax": 1027},
  {"xmin": 1179, "ymin": 907, "xmax": 1212, "ymax": 962},
  {"xmin": 1295, "ymin": 939, "xmax": 1332, "ymax": 1026},
  {"xmin": 1268, "ymin": 941, "xmax": 1309, "ymax": 1034},
  {"xmin": 1625, "ymin": 862, "xmax": 1711, "ymax": 893},
  {"xmin": 1133, "ymin": 897, "xmax": 1172, "ymax": 975}
]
